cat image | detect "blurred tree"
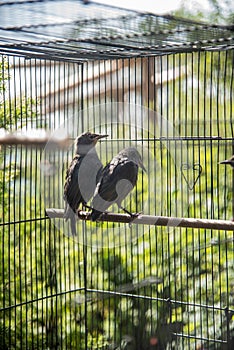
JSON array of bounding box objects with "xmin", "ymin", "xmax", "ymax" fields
[{"xmin": 174, "ymin": 0, "xmax": 234, "ymax": 24}]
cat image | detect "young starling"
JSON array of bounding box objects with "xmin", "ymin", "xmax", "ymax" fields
[
  {"xmin": 91, "ymin": 147, "xmax": 146, "ymax": 221},
  {"xmin": 64, "ymin": 131, "xmax": 108, "ymax": 235},
  {"xmin": 219, "ymin": 155, "xmax": 234, "ymax": 168}
]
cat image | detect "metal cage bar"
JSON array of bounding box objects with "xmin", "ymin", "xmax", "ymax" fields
[{"xmin": 0, "ymin": 5, "xmax": 234, "ymax": 347}]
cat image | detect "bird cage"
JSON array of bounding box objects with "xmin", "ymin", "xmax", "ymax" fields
[{"xmin": 0, "ymin": 0, "xmax": 234, "ymax": 349}]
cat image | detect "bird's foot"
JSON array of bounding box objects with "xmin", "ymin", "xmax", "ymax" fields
[
  {"xmin": 77, "ymin": 209, "xmax": 90, "ymax": 220},
  {"xmin": 82, "ymin": 203, "xmax": 93, "ymax": 211},
  {"xmin": 128, "ymin": 212, "xmax": 142, "ymax": 226},
  {"xmin": 120, "ymin": 206, "xmax": 142, "ymax": 226},
  {"xmin": 130, "ymin": 211, "xmax": 142, "ymax": 218}
]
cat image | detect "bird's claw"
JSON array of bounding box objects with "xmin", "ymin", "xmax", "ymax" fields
[
  {"xmin": 77, "ymin": 209, "xmax": 90, "ymax": 220},
  {"xmin": 128, "ymin": 211, "xmax": 142, "ymax": 227}
]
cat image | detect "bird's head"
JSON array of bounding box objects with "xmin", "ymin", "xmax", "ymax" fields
[
  {"xmin": 121, "ymin": 147, "xmax": 146, "ymax": 172},
  {"xmin": 74, "ymin": 132, "xmax": 108, "ymax": 154},
  {"xmin": 219, "ymin": 155, "xmax": 234, "ymax": 168}
]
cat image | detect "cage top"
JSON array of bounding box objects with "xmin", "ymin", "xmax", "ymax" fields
[{"xmin": 0, "ymin": 0, "xmax": 233, "ymax": 62}]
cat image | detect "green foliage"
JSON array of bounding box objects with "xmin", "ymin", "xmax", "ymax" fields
[
  {"xmin": 0, "ymin": 96, "xmax": 39, "ymax": 130},
  {"xmin": 0, "ymin": 59, "xmax": 9, "ymax": 94},
  {"xmin": 0, "ymin": 58, "xmax": 38, "ymax": 131}
]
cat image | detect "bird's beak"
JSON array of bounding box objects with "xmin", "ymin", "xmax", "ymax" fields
[
  {"xmin": 95, "ymin": 134, "xmax": 109, "ymax": 140},
  {"xmin": 219, "ymin": 159, "xmax": 230, "ymax": 165}
]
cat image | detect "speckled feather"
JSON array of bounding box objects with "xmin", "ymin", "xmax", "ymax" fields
[
  {"xmin": 63, "ymin": 132, "xmax": 108, "ymax": 234},
  {"xmin": 91, "ymin": 147, "xmax": 144, "ymax": 221}
]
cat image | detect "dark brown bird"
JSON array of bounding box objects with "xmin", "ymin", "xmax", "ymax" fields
[
  {"xmin": 64, "ymin": 131, "xmax": 108, "ymax": 235},
  {"xmin": 219, "ymin": 155, "xmax": 234, "ymax": 168},
  {"xmin": 91, "ymin": 147, "xmax": 146, "ymax": 221}
]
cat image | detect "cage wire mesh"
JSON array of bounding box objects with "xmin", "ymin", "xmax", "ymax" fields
[{"xmin": 0, "ymin": 1, "xmax": 234, "ymax": 349}]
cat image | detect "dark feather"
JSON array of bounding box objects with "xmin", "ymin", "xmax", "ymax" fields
[
  {"xmin": 63, "ymin": 132, "xmax": 108, "ymax": 234},
  {"xmin": 91, "ymin": 150, "xmax": 140, "ymax": 221},
  {"xmin": 64, "ymin": 155, "xmax": 84, "ymax": 215}
]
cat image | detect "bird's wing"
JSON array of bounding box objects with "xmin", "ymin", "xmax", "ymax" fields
[
  {"xmin": 93, "ymin": 158, "xmax": 138, "ymax": 209},
  {"xmin": 64, "ymin": 155, "xmax": 84, "ymax": 213}
]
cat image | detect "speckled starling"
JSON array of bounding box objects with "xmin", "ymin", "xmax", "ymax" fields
[
  {"xmin": 64, "ymin": 131, "xmax": 108, "ymax": 234},
  {"xmin": 91, "ymin": 147, "xmax": 146, "ymax": 221}
]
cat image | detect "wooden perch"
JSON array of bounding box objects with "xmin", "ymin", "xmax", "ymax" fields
[{"xmin": 45, "ymin": 208, "xmax": 234, "ymax": 231}]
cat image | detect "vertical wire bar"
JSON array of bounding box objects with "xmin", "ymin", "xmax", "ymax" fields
[
  {"xmin": 210, "ymin": 53, "xmax": 215, "ymax": 219},
  {"xmin": 110, "ymin": 62, "xmax": 116, "ymax": 344},
  {"xmin": 41, "ymin": 212, "xmax": 46, "ymax": 348},
  {"xmin": 24, "ymin": 149, "xmax": 28, "ymax": 349},
  {"xmin": 39, "ymin": 60, "xmax": 43, "ymax": 129},
  {"xmin": 94, "ymin": 59, "xmax": 100, "ymax": 340},
  {"xmin": 61, "ymin": 154, "xmax": 67, "ymax": 350},
  {"xmin": 148, "ymin": 56, "xmax": 153, "ymax": 335},
  {"xmin": 98, "ymin": 59, "xmax": 101, "ymax": 133},
  {"xmin": 198, "ymin": 50, "xmax": 207, "ymax": 342},
  {"xmin": 216, "ymin": 51, "xmax": 221, "ymax": 136},
  {"xmin": 20, "ymin": 56, "xmax": 28, "ymax": 348},
  {"xmin": 39, "ymin": 61, "xmax": 44, "ymax": 349},
  {"xmin": 17, "ymin": 57, "xmax": 22, "ymax": 349},
  {"xmin": 34, "ymin": 59, "xmax": 40, "ymax": 346},
  {"xmin": 184, "ymin": 51, "xmax": 188, "ymax": 139},
  {"xmin": 103, "ymin": 59, "xmax": 109, "ymax": 340},
  {"xmin": 217, "ymin": 52, "xmax": 224, "ymax": 339},
  {"xmin": 53, "ymin": 61, "xmax": 61, "ymax": 348},
  {"xmin": 210, "ymin": 52, "xmax": 216, "ymax": 342},
  {"xmin": 58, "ymin": 174, "xmax": 63, "ymax": 349},
  {"xmin": 1, "ymin": 54, "xmax": 7, "ymax": 345},
  {"xmin": 44, "ymin": 220, "xmax": 48, "ymax": 348},
  {"xmin": 1, "ymin": 54, "xmax": 7, "ymax": 129},
  {"xmin": 158, "ymin": 56, "xmax": 165, "ymax": 324},
  {"xmin": 43, "ymin": 60, "xmax": 47, "ymax": 129},
  {"xmin": 202, "ymin": 48, "xmax": 209, "ymax": 342},
  {"xmin": 71, "ymin": 62, "xmax": 75, "ymax": 132},
  {"xmin": 54, "ymin": 225, "xmax": 59, "ymax": 350},
  {"xmin": 223, "ymin": 51, "xmax": 231, "ymax": 346},
  {"xmin": 202, "ymin": 50, "xmax": 208, "ymax": 342},
  {"xmin": 28, "ymin": 58, "xmax": 33, "ymax": 345},
  {"xmin": 9, "ymin": 160, "xmax": 13, "ymax": 347},
  {"xmin": 63, "ymin": 61, "xmax": 66, "ymax": 129},
  {"xmin": 8, "ymin": 54, "xmax": 17, "ymax": 344},
  {"xmin": 44, "ymin": 60, "xmax": 49, "ymax": 348},
  {"xmin": 66, "ymin": 63, "xmax": 72, "ymax": 348},
  {"xmin": 230, "ymin": 53, "xmax": 234, "ymax": 220},
  {"xmin": 30, "ymin": 155, "xmax": 34, "ymax": 348},
  {"xmin": 14, "ymin": 61, "xmax": 21, "ymax": 348},
  {"xmin": 127, "ymin": 58, "xmax": 131, "ymax": 150},
  {"xmin": 121, "ymin": 58, "xmax": 125, "ymax": 147},
  {"xmin": 66, "ymin": 62, "xmax": 70, "ymax": 131},
  {"xmin": 193, "ymin": 50, "xmax": 199, "ymax": 349},
  {"xmin": 80, "ymin": 62, "xmax": 88, "ymax": 349},
  {"xmin": 183, "ymin": 52, "xmax": 189, "ymax": 344},
  {"xmin": 178, "ymin": 54, "xmax": 182, "ymax": 223},
  {"xmin": 216, "ymin": 52, "xmax": 221, "ymax": 341},
  {"xmin": 11, "ymin": 146, "xmax": 18, "ymax": 348},
  {"xmin": 228, "ymin": 50, "xmax": 234, "ymax": 139},
  {"xmin": 91, "ymin": 60, "xmax": 96, "ymax": 343},
  {"xmin": 116, "ymin": 59, "xmax": 120, "ymax": 140},
  {"xmin": 72, "ymin": 63, "xmax": 78, "ymax": 343},
  {"xmin": 196, "ymin": 51, "xmax": 200, "ymax": 216}
]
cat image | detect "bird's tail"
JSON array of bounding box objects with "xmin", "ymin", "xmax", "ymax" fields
[
  {"xmin": 90, "ymin": 209, "xmax": 103, "ymax": 222},
  {"xmin": 64, "ymin": 205, "xmax": 77, "ymax": 235},
  {"xmin": 69, "ymin": 214, "xmax": 77, "ymax": 236}
]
